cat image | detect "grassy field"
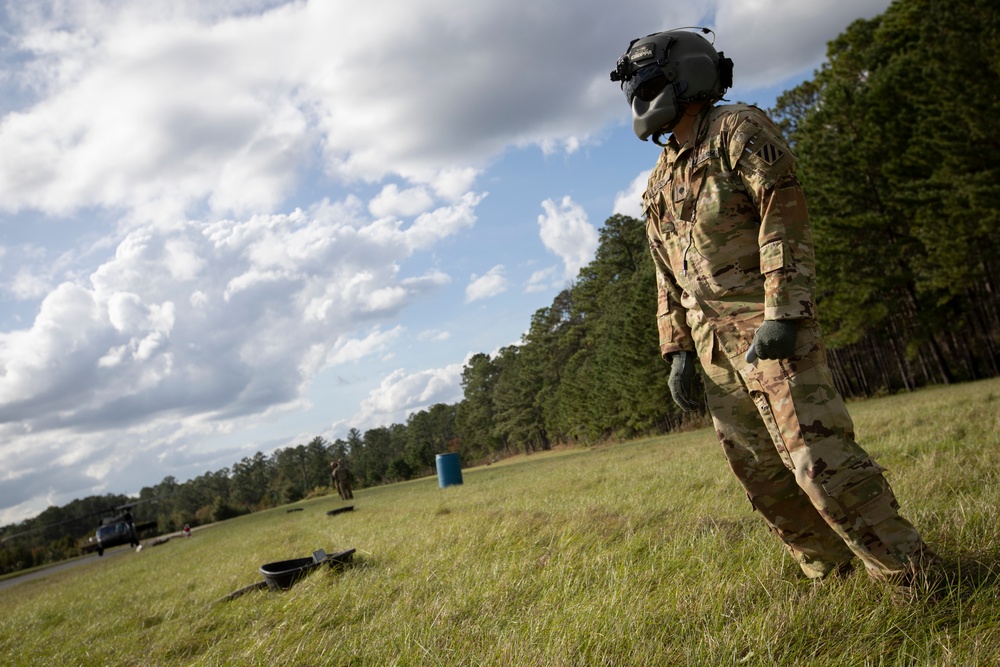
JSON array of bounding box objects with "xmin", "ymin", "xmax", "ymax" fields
[{"xmin": 1, "ymin": 378, "xmax": 999, "ymax": 666}]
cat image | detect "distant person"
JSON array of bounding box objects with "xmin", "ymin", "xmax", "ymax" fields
[
  {"xmin": 331, "ymin": 459, "xmax": 354, "ymax": 500},
  {"xmin": 610, "ymin": 28, "xmax": 935, "ymax": 595},
  {"xmin": 183, "ymin": 523, "xmax": 191, "ymax": 538}
]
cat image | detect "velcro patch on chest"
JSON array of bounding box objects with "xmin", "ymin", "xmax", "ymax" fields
[
  {"xmin": 692, "ymin": 147, "xmax": 720, "ymax": 168},
  {"xmin": 649, "ymin": 176, "xmax": 669, "ymax": 194}
]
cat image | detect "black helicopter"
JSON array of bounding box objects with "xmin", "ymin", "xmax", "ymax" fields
[
  {"xmin": 2, "ymin": 498, "xmax": 162, "ymax": 558},
  {"xmin": 92, "ymin": 508, "xmax": 140, "ymax": 556},
  {"xmin": 87, "ymin": 502, "xmax": 161, "ymax": 556}
]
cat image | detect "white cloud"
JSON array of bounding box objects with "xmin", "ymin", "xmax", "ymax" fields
[
  {"xmin": 418, "ymin": 329, "xmax": 451, "ymax": 342},
  {"xmin": 8, "ymin": 269, "xmax": 52, "ymax": 300},
  {"xmin": 538, "ymin": 196, "xmax": 600, "ymax": 281},
  {"xmin": 368, "ymin": 184, "xmax": 435, "ymax": 219},
  {"xmin": 525, "ymin": 266, "xmax": 560, "ymax": 294},
  {"xmin": 327, "ymin": 327, "xmax": 404, "ymax": 366},
  {"xmin": 403, "ymin": 192, "xmax": 485, "ymax": 250},
  {"xmin": 25, "ymin": 0, "xmax": 882, "ymax": 215},
  {"xmin": 0, "ymin": 0, "xmax": 896, "ymax": 522},
  {"xmin": 430, "ymin": 167, "xmax": 480, "ymax": 202},
  {"xmin": 0, "ymin": 0, "xmax": 889, "ymax": 217},
  {"xmin": 0, "ymin": 192, "xmax": 480, "ymax": 519},
  {"xmin": 0, "ymin": 0, "xmax": 637, "ymax": 216},
  {"xmin": 3, "ymin": 244, "xmax": 57, "ymax": 301},
  {"xmin": 465, "ymin": 265, "xmax": 508, "ymax": 303},
  {"xmin": 613, "ymin": 169, "xmax": 652, "ymax": 219},
  {"xmin": 714, "ymin": 0, "xmax": 892, "ymax": 92},
  {"xmin": 345, "ymin": 361, "xmax": 467, "ymax": 431}
]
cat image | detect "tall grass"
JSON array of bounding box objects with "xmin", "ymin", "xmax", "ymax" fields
[{"xmin": 1, "ymin": 379, "xmax": 998, "ymax": 666}]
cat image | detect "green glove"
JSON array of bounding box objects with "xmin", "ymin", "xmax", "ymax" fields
[
  {"xmin": 668, "ymin": 350, "xmax": 700, "ymax": 412},
  {"xmin": 748, "ymin": 320, "xmax": 799, "ymax": 361}
]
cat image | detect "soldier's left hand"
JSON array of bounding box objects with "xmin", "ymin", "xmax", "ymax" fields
[{"xmin": 667, "ymin": 350, "xmax": 701, "ymax": 412}]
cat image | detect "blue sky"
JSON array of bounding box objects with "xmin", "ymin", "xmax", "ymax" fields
[{"xmin": 0, "ymin": 0, "xmax": 892, "ymax": 524}]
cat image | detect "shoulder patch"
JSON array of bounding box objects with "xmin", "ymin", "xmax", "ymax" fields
[{"xmin": 755, "ymin": 142, "xmax": 784, "ymax": 166}]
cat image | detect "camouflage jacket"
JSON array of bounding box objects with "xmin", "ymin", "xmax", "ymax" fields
[{"xmin": 642, "ymin": 103, "xmax": 817, "ymax": 362}]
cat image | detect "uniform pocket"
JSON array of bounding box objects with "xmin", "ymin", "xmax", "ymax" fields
[
  {"xmin": 760, "ymin": 239, "xmax": 790, "ymax": 274},
  {"xmin": 818, "ymin": 458, "xmax": 887, "ymax": 498},
  {"xmin": 856, "ymin": 491, "xmax": 899, "ymax": 527},
  {"xmin": 748, "ymin": 384, "xmax": 794, "ymax": 471}
]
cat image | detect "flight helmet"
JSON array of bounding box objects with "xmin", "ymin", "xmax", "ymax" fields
[{"xmin": 610, "ymin": 28, "xmax": 734, "ymax": 143}]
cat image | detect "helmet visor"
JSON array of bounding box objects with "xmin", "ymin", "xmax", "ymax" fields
[{"xmin": 623, "ymin": 64, "xmax": 668, "ymax": 105}]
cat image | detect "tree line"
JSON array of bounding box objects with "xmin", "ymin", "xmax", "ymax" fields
[
  {"xmin": 771, "ymin": 0, "xmax": 999, "ymax": 395},
  {"xmin": 2, "ymin": 0, "xmax": 997, "ymax": 575}
]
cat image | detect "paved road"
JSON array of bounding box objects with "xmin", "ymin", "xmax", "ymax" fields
[
  {"xmin": 0, "ymin": 528, "xmax": 199, "ymax": 594},
  {"xmin": 0, "ymin": 546, "xmax": 131, "ymax": 593}
]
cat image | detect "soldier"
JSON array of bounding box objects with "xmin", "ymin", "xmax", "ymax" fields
[
  {"xmin": 331, "ymin": 459, "xmax": 354, "ymax": 500},
  {"xmin": 610, "ymin": 28, "xmax": 934, "ymax": 591}
]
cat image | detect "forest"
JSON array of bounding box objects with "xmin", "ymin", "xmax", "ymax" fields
[{"xmin": 2, "ymin": 0, "xmax": 997, "ymax": 574}]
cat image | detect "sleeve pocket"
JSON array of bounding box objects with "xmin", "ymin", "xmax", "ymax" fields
[
  {"xmin": 656, "ymin": 287, "xmax": 671, "ymax": 317},
  {"xmin": 759, "ymin": 239, "xmax": 789, "ymax": 274}
]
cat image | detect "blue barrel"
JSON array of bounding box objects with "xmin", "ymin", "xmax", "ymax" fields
[{"xmin": 435, "ymin": 452, "xmax": 463, "ymax": 488}]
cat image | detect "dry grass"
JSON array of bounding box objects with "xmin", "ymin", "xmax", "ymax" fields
[{"xmin": 1, "ymin": 379, "xmax": 999, "ymax": 666}]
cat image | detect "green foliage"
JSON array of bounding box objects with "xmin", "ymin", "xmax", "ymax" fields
[
  {"xmin": 386, "ymin": 457, "xmax": 415, "ymax": 482},
  {"xmin": 6, "ymin": 0, "xmax": 1000, "ymax": 580},
  {"xmin": 405, "ymin": 404, "xmax": 457, "ymax": 473},
  {"xmin": 0, "ymin": 494, "xmax": 137, "ymax": 572},
  {"xmin": 771, "ymin": 0, "xmax": 1000, "ymax": 389},
  {"xmin": 491, "ymin": 344, "xmax": 549, "ymax": 453},
  {"xmin": 2, "ymin": 379, "xmax": 999, "ymax": 665},
  {"xmin": 455, "ymin": 352, "xmax": 503, "ymax": 458},
  {"xmin": 461, "ymin": 214, "xmax": 684, "ymax": 455}
]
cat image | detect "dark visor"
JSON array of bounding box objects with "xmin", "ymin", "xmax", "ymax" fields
[{"xmin": 623, "ymin": 64, "xmax": 668, "ymax": 105}]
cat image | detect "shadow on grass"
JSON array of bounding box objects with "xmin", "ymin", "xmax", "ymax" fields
[{"xmin": 932, "ymin": 548, "xmax": 1000, "ymax": 603}]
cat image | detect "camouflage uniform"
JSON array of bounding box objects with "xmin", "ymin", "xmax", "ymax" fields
[
  {"xmin": 643, "ymin": 103, "xmax": 930, "ymax": 580},
  {"xmin": 331, "ymin": 460, "xmax": 354, "ymax": 500}
]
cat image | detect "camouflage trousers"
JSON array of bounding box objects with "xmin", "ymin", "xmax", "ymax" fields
[
  {"xmin": 698, "ymin": 321, "xmax": 929, "ymax": 580},
  {"xmin": 335, "ymin": 478, "xmax": 353, "ymax": 500}
]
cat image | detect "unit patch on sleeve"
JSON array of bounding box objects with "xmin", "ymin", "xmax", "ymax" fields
[{"xmin": 756, "ymin": 142, "xmax": 784, "ymax": 165}]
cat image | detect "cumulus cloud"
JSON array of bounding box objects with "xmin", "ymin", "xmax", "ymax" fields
[
  {"xmin": 0, "ymin": 0, "xmax": 640, "ymax": 216},
  {"xmin": 8, "ymin": 268, "xmax": 52, "ymax": 300},
  {"xmin": 613, "ymin": 169, "xmax": 652, "ymax": 219},
  {"xmin": 0, "ymin": 196, "xmax": 479, "ymax": 427},
  {"xmin": 343, "ymin": 361, "xmax": 467, "ymax": 431},
  {"xmin": 0, "ymin": 0, "xmax": 891, "ymax": 216},
  {"xmin": 538, "ymin": 196, "xmax": 600, "ymax": 281},
  {"xmin": 714, "ymin": 0, "xmax": 891, "ymax": 91},
  {"xmin": 368, "ymin": 184, "xmax": 435, "ymax": 219},
  {"xmin": 465, "ymin": 265, "xmax": 508, "ymax": 303},
  {"xmin": 418, "ymin": 329, "xmax": 451, "ymax": 342},
  {"xmin": 2, "ymin": 0, "xmax": 884, "ymax": 215},
  {"xmin": 326, "ymin": 327, "xmax": 405, "ymax": 367},
  {"xmin": 0, "ymin": 192, "xmax": 479, "ymax": 522},
  {"xmin": 525, "ymin": 266, "xmax": 560, "ymax": 294},
  {"xmin": 0, "ymin": 0, "xmax": 894, "ymax": 522}
]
